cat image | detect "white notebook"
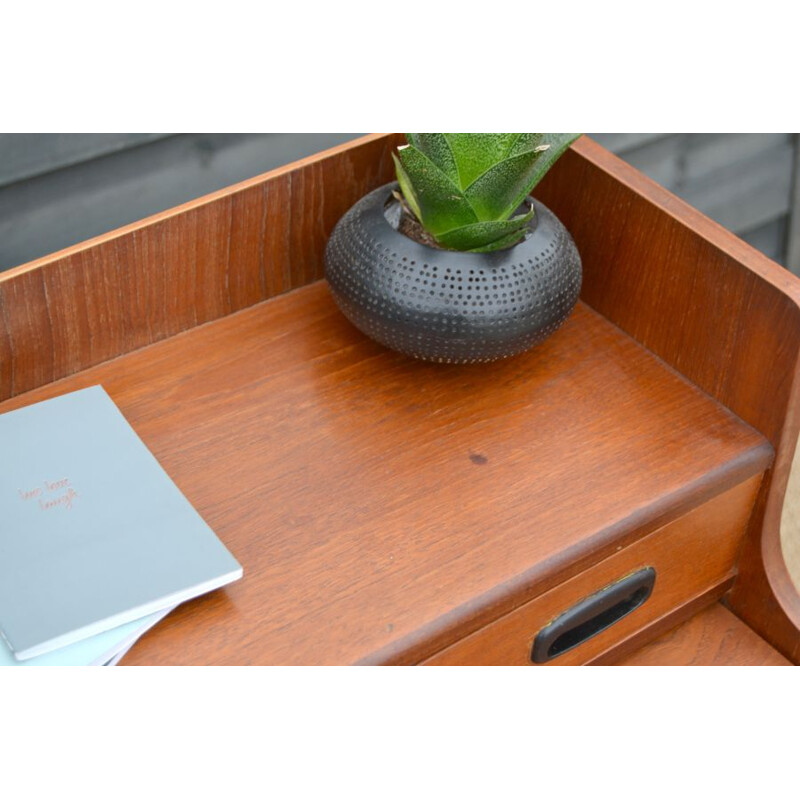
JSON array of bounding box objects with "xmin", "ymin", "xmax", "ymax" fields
[
  {"xmin": 0, "ymin": 385, "xmax": 242, "ymax": 660},
  {"xmin": 1, "ymin": 606, "xmax": 176, "ymax": 667}
]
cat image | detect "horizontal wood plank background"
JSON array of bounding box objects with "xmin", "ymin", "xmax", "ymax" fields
[
  {"xmin": 1, "ymin": 133, "xmax": 798, "ymax": 274},
  {"xmin": 0, "ymin": 133, "xmax": 362, "ymax": 273},
  {"xmin": 592, "ymin": 133, "xmax": 800, "ymax": 271}
]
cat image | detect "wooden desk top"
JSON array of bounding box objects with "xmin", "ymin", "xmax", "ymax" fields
[{"xmin": 0, "ymin": 281, "xmax": 770, "ymax": 664}]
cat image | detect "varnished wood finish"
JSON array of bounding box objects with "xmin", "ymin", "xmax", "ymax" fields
[
  {"xmin": 3, "ymin": 133, "xmax": 798, "ymax": 664},
  {"xmin": 0, "ymin": 133, "xmax": 404, "ymax": 401},
  {"xmin": 614, "ymin": 602, "xmax": 791, "ymax": 666},
  {"xmin": 0, "ymin": 283, "xmax": 770, "ymax": 664},
  {"xmin": 534, "ymin": 138, "xmax": 800, "ymax": 662},
  {"xmin": 587, "ymin": 579, "xmax": 736, "ymax": 665},
  {"xmin": 422, "ymin": 477, "xmax": 762, "ymax": 666}
]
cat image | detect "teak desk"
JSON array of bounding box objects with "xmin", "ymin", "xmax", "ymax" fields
[{"xmin": 2, "ymin": 134, "xmax": 799, "ymax": 665}]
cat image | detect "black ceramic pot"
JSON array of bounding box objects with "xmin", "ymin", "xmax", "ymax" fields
[{"xmin": 324, "ymin": 182, "xmax": 581, "ymax": 364}]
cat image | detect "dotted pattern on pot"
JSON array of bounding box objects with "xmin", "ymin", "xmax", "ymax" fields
[{"xmin": 324, "ymin": 183, "xmax": 582, "ymax": 364}]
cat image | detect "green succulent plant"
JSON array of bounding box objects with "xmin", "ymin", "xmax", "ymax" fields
[{"xmin": 392, "ymin": 133, "xmax": 581, "ymax": 253}]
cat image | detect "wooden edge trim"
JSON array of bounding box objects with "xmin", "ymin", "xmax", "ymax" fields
[
  {"xmin": 729, "ymin": 422, "xmax": 800, "ymax": 662},
  {"xmin": 358, "ymin": 455, "xmax": 770, "ymax": 666}
]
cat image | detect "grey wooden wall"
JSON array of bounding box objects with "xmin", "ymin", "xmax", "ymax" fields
[
  {"xmin": 1, "ymin": 133, "xmax": 799, "ymax": 274},
  {"xmin": 591, "ymin": 133, "xmax": 800, "ymax": 272},
  {"xmin": 0, "ymin": 133, "xmax": 360, "ymax": 272}
]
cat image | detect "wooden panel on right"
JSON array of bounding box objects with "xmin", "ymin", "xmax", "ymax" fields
[{"xmin": 614, "ymin": 603, "xmax": 791, "ymax": 666}]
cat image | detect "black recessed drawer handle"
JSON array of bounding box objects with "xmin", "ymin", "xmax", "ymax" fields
[{"xmin": 531, "ymin": 567, "xmax": 656, "ymax": 664}]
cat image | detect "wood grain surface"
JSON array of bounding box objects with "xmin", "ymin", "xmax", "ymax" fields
[
  {"xmin": 3, "ymin": 133, "xmax": 798, "ymax": 664},
  {"xmin": 615, "ymin": 602, "xmax": 791, "ymax": 666},
  {"xmin": 587, "ymin": 578, "xmax": 736, "ymax": 665},
  {"xmin": 0, "ymin": 133, "xmax": 404, "ymax": 401},
  {"xmin": 0, "ymin": 282, "xmax": 770, "ymax": 664},
  {"xmin": 423, "ymin": 476, "xmax": 762, "ymax": 665},
  {"xmin": 533, "ymin": 138, "xmax": 800, "ymax": 662}
]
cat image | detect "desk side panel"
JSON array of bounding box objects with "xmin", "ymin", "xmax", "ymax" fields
[
  {"xmin": 0, "ymin": 134, "xmax": 403, "ymax": 401},
  {"xmin": 535, "ymin": 137, "xmax": 800, "ymax": 662}
]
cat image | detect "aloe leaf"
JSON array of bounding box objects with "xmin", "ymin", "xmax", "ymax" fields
[
  {"xmin": 392, "ymin": 152, "xmax": 423, "ymax": 222},
  {"xmin": 443, "ymin": 134, "xmax": 521, "ymax": 188},
  {"xmin": 435, "ymin": 207, "xmax": 534, "ymax": 251},
  {"xmin": 407, "ymin": 133, "xmax": 460, "ymax": 184},
  {"xmin": 396, "ymin": 145, "xmax": 478, "ymax": 235},
  {"xmin": 468, "ymin": 228, "xmax": 533, "ymax": 253},
  {"xmin": 524, "ymin": 133, "xmax": 582, "ymax": 192},
  {"xmin": 462, "ymin": 147, "xmax": 551, "ymax": 221},
  {"xmin": 506, "ymin": 133, "xmax": 546, "ymax": 158}
]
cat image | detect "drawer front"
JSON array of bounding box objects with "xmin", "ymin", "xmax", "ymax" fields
[{"xmin": 423, "ymin": 474, "xmax": 762, "ymax": 666}]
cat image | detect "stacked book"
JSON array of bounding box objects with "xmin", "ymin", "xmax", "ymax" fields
[{"xmin": 1, "ymin": 386, "xmax": 242, "ymax": 666}]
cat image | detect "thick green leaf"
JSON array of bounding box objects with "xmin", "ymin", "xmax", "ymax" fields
[
  {"xmin": 395, "ymin": 144, "xmax": 478, "ymax": 235},
  {"xmin": 506, "ymin": 133, "xmax": 546, "ymax": 157},
  {"xmin": 395, "ymin": 134, "xmax": 582, "ymax": 243},
  {"xmin": 442, "ymin": 134, "xmax": 520, "ymax": 188},
  {"xmin": 392, "ymin": 152, "xmax": 423, "ymax": 222},
  {"xmin": 469, "ymin": 228, "xmax": 534, "ymax": 253},
  {"xmin": 524, "ymin": 133, "xmax": 582, "ymax": 192},
  {"xmin": 462, "ymin": 147, "xmax": 550, "ymax": 221},
  {"xmin": 435, "ymin": 207, "xmax": 534, "ymax": 251},
  {"xmin": 408, "ymin": 134, "xmax": 460, "ymax": 184}
]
